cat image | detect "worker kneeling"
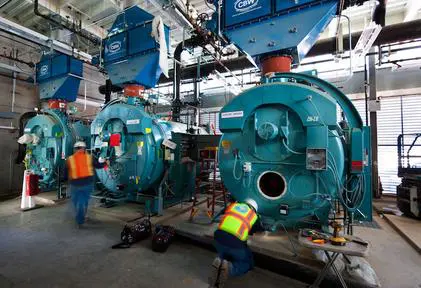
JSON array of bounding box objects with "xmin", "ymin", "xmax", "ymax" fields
[
  {"xmin": 67, "ymin": 141, "xmax": 106, "ymax": 227},
  {"xmin": 209, "ymin": 200, "xmax": 262, "ymax": 288}
]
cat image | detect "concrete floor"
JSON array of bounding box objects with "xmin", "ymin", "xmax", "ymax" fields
[
  {"xmin": 355, "ymin": 214, "xmax": 421, "ymax": 288},
  {"xmin": 0, "ymin": 199, "xmax": 306, "ymax": 288}
]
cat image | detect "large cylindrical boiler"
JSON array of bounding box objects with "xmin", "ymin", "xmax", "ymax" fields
[
  {"xmin": 91, "ymin": 97, "xmax": 200, "ymax": 203},
  {"xmin": 218, "ymin": 73, "xmax": 370, "ymax": 228},
  {"xmin": 21, "ymin": 109, "xmax": 90, "ymax": 189}
]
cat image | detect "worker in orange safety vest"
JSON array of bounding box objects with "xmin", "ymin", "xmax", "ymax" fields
[
  {"xmin": 66, "ymin": 141, "xmax": 106, "ymax": 227},
  {"xmin": 208, "ymin": 199, "xmax": 263, "ymax": 288}
]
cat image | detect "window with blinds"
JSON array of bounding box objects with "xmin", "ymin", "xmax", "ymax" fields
[{"xmin": 353, "ymin": 95, "xmax": 421, "ymax": 194}]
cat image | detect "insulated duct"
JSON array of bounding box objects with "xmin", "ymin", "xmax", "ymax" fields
[{"xmin": 34, "ymin": 0, "xmax": 101, "ymax": 46}]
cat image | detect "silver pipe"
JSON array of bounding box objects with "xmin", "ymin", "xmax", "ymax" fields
[
  {"xmin": 9, "ymin": 153, "xmax": 13, "ymax": 192},
  {"xmin": 342, "ymin": 14, "xmax": 353, "ymax": 75},
  {"xmin": 169, "ymin": 55, "xmax": 184, "ymax": 66},
  {"xmin": 0, "ymin": 125, "xmax": 17, "ymax": 130},
  {"xmin": 218, "ymin": 0, "xmax": 223, "ymax": 39},
  {"xmin": 34, "ymin": 63, "xmax": 37, "ymax": 84},
  {"xmin": 335, "ymin": 0, "xmax": 345, "ymax": 37},
  {"xmin": 173, "ymin": 58, "xmax": 177, "ymax": 100},
  {"xmin": 84, "ymin": 81, "xmax": 87, "ymax": 111},
  {"xmin": 204, "ymin": 47, "xmax": 242, "ymax": 84},
  {"xmin": 11, "ymin": 70, "xmax": 16, "ymax": 113}
]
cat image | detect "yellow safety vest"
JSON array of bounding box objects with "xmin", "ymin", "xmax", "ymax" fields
[
  {"xmin": 218, "ymin": 203, "xmax": 258, "ymax": 241},
  {"xmin": 67, "ymin": 151, "xmax": 94, "ymax": 180}
]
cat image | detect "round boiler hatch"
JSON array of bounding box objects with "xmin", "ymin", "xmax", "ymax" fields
[{"xmin": 257, "ymin": 171, "xmax": 287, "ymax": 200}]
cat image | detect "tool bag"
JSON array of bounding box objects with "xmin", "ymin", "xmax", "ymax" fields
[
  {"xmin": 112, "ymin": 218, "xmax": 152, "ymax": 249},
  {"xmin": 152, "ymin": 225, "xmax": 176, "ymax": 253}
]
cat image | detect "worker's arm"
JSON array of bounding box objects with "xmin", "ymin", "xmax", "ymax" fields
[{"xmin": 249, "ymin": 217, "xmax": 265, "ymax": 235}]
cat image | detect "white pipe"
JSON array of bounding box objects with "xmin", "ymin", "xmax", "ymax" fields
[
  {"xmin": 75, "ymin": 98, "xmax": 102, "ymax": 108},
  {"xmin": 218, "ymin": 0, "xmax": 223, "ymax": 39},
  {"xmin": 11, "ymin": 71, "xmax": 16, "ymax": 113},
  {"xmin": 9, "ymin": 153, "xmax": 13, "ymax": 192},
  {"xmin": 0, "ymin": 62, "xmax": 33, "ymax": 76},
  {"xmin": 0, "ymin": 125, "xmax": 17, "ymax": 130},
  {"xmin": 68, "ymin": 73, "xmax": 101, "ymax": 85},
  {"xmin": 342, "ymin": 14, "xmax": 353, "ymax": 76},
  {"xmin": 84, "ymin": 81, "xmax": 87, "ymax": 111}
]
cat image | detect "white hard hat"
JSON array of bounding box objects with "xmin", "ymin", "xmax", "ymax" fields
[
  {"xmin": 245, "ymin": 199, "xmax": 258, "ymax": 212},
  {"xmin": 74, "ymin": 141, "xmax": 87, "ymax": 148}
]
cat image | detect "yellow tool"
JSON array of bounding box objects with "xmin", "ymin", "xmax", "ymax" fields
[{"xmin": 330, "ymin": 221, "xmax": 347, "ymax": 246}]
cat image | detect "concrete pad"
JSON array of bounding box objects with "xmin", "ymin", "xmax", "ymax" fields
[
  {"xmin": 355, "ymin": 214, "xmax": 421, "ymax": 288},
  {"xmin": 373, "ymin": 198, "xmax": 421, "ymax": 254},
  {"xmin": 382, "ymin": 214, "xmax": 421, "ymax": 254},
  {"xmin": 89, "ymin": 197, "xmax": 206, "ymax": 225},
  {"xmin": 160, "ymin": 204, "xmax": 380, "ymax": 288}
]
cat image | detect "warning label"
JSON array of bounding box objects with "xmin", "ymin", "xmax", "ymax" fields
[{"xmin": 221, "ymin": 111, "xmax": 244, "ymax": 119}]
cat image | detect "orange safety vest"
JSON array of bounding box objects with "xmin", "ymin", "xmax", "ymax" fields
[
  {"xmin": 218, "ymin": 203, "xmax": 258, "ymax": 241},
  {"xmin": 67, "ymin": 150, "xmax": 94, "ymax": 180}
]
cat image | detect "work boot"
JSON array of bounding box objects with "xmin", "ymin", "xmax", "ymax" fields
[{"xmin": 208, "ymin": 257, "xmax": 230, "ymax": 288}]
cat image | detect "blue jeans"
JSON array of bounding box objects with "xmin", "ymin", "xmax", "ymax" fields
[
  {"xmin": 214, "ymin": 241, "xmax": 254, "ymax": 277},
  {"xmin": 70, "ymin": 183, "xmax": 93, "ymax": 225}
]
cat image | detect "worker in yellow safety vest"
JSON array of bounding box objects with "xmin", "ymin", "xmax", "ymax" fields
[
  {"xmin": 209, "ymin": 199, "xmax": 263, "ymax": 288},
  {"xmin": 66, "ymin": 141, "xmax": 106, "ymax": 227}
]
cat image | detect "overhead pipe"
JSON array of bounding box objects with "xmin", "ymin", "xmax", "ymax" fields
[
  {"xmin": 11, "ymin": 71, "xmax": 16, "ymax": 113},
  {"xmin": 34, "ymin": 0, "xmax": 101, "ymax": 46},
  {"xmin": 0, "ymin": 0, "xmax": 12, "ymax": 9},
  {"xmin": 171, "ymin": 36, "xmax": 202, "ymax": 122},
  {"xmin": 158, "ymin": 19, "xmax": 421, "ymax": 84},
  {"xmin": 0, "ymin": 16, "xmax": 92, "ymax": 61},
  {"xmin": 0, "ymin": 125, "xmax": 17, "ymax": 131},
  {"xmin": 0, "ymin": 54, "xmax": 34, "ymax": 68},
  {"xmin": 373, "ymin": 0, "xmax": 387, "ymax": 27}
]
